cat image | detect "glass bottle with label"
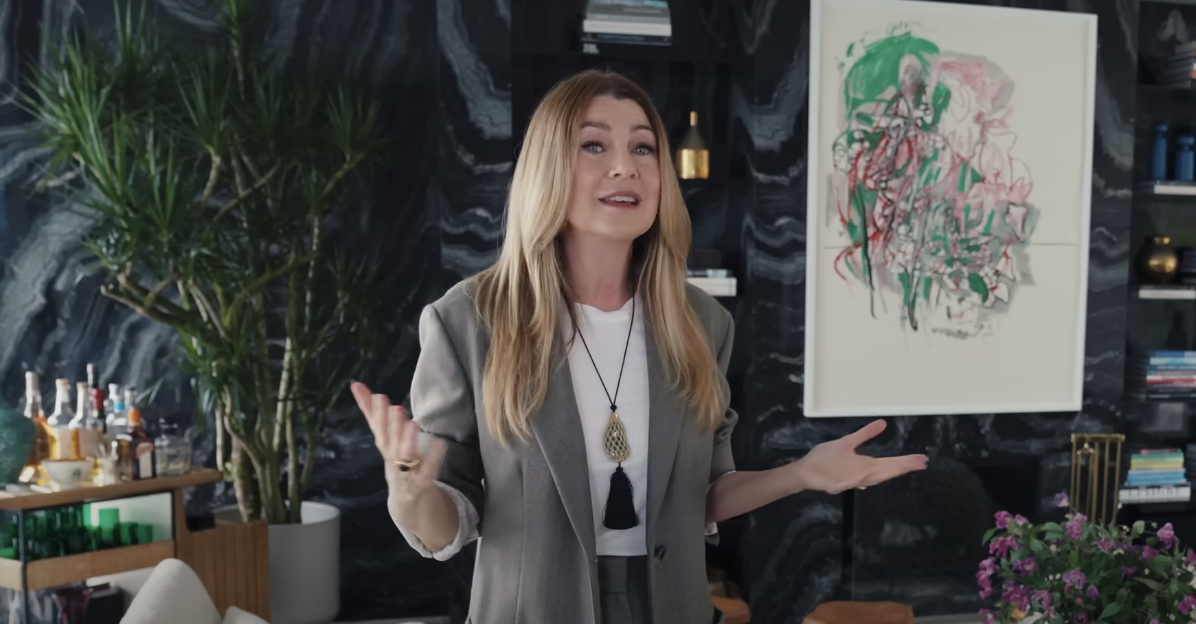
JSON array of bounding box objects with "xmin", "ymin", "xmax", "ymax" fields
[
  {"xmin": 22, "ymin": 372, "xmax": 55, "ymax": 479},
  {"xmin": 46, "ymin": 380, "xmax": 75, "ymax": 460},
  {"xmin": 69, "ymin": 381, "xmax": 103, "ymax": 461},
  {"xmin": 119, "ymin": 391, "xmax": 155, "ymax": 480},
  {"xmin": 106, "ymin": 388, "xmax": 128, "ymax": 439}
]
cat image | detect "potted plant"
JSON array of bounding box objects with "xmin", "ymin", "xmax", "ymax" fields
[
  {"xmin": 23, "ymin": 2, "xmax": 384, "ymax": 623},
  {"xmin": 978, "ymin": 492, "xmax": 1196, "ymax": 624}
]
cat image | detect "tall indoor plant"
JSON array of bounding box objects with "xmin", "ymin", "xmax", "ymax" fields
[{"xmin": 24, "ymin": 0, "xmax": 383, "ymax": 526}]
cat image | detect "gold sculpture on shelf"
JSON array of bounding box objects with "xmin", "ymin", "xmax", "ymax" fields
[
  {"xmin": 1069, "ymin": 433, "xmax": 1125, "ymax": 525},
  {"xmin": 676, "ymin": 111, "xmax": 709, "ymax": 180}
]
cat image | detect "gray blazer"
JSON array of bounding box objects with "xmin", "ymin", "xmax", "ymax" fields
[{"xmin": 408, "ymin": 279, "xmax": 738, "ymax": 624}]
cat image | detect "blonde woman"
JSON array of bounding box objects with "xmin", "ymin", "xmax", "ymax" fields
[{"xmin": 350, "ymin": 70, "xmax": 928, "ymax": 624}]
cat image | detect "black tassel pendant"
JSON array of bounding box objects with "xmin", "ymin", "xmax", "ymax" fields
[{"xmin": 604, "ymin": 465, "xmax": 638, "ymax": 529}]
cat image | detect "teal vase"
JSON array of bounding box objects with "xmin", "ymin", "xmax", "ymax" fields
[{"xmin": 0, "ymin": 396, "xmax": 34, "ymax": 485}]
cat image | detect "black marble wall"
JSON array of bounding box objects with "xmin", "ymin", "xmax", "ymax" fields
[{"xmin": 0, "ymin": 0, "xmax": 1146, "ymax": 623}]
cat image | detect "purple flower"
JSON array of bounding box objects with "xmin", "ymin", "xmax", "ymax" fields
[
  {"xmin": 1186, "ymin": 549, "xmax": 1196, "ymax": 568},
  {"xmin": 1063, "ymin": 569, "xmax": 1086, "ymax": 592},
  {"xmin": 1181, "ymin": 596, "xmax": 1196, "ymax": 616},
  {"xmin": 1055, "ymin": 492, "xmax": 1070, "ymax": 508},
  {"xmin": 989, "ymin": 535, "xmax": 1018, "ymax": 557},
  {"xmin": 976, "ymin": 557, "xmax": 996, "ymax": 598},
  {"xmin": 1073, "ymin": 614, "xmax": 1088, "ymax": 624},
  {"xmin": 1031, "ymin": 590, "xmax": 1052, "ymax": 610},
  {"xmin": 1141, "ymin": 545, "xmax": 1159, "ymax": 561},
  {"xmin": 1001, "ymin": 583, "xmax": 1030, "ymax": 611},
  {"xmin": 995, "ymin": 511, "xmax": 1013, "ymax": 529},
  {"xmin": 1065, "ymin": 513, "xmax": 1087, "ymax": 539},
  {"xmin": 1096, "ymin": 536, "xmax": 1115, "ymax": 553},
  {"xmin": 1158, "ymin": 523, "xmax": 1177, "ymax": 549},
  {"xmin": 979, "ymin": 610, "xmax": 995, "ymax": 624},
  {"xmin": 1085, "ymin": 584, "xmax": 1100, "ymax": 600},
  {"xmin": 1012, "ymin": 558, "xmax": 1037, "ymax": 575},
  {"xmin": 1012, "ymin": 514, "xmax": 1028, "ymax": 526},
  {"xmin": 1121, "ymin": 566, "xmax": 1137, "ymax": 581}
]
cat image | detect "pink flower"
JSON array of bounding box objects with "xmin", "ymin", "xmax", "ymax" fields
[
  {"xmin": 1012, "ymin": 514, "xmax": 1028, "ymax": 526},
  {"xmin": 1001, "ymin": 583, "xmax": 1030, "ymax": 611},
  {"xmin": 1031, "ymin": 590, "xmax": 1052, "ymax": 610},
  {"xmin": 1158, "ymin": 523, "xmax": 1177, "ymax": 549},
  {"xmin": 1085, "ymin": 584, "xmax": 1100, "ymax": 600},
  {"xmin": 1074, "ymin": 614, "xmax": 1088, "ymax": 624},
  {"xmin": 1181, "ymin": 596, "xmax": 1196, "ymax": 616},
  {"xmin": 1054, "ymin": 492, "xmax": 1070, "ymax": 508},
  {"xmin": 1096, "ymin": 536, "xmax": 1115, "ymax": 553},
  {"xmin": 1186, "ymin": 549, "xmax": 1196, "ymax": 568},
  {"xmin": 1063, "ymin": 569, "xmax": 1086, "ymax": 592},
  {"xmin": 1012, "ymin": 558, "xmax": 1037, "ymax": 575},
  {"xmin": 989, "ymin": 535, "xmax": 1018, "ymax": 557},
  {"xmin": 995, "ymin": 511, "xmax": 1013, "ymax": 528},
  {"xmin": 1141, "ymin": 546, "xmax": 1159, "ymax": 561},
  {"xmin": 979, "ymin": 610, "xmax": 995, "ymax": 624},
  {"xmin": 1065, "ymin": 513, "xmax": 1087, "ymax": 539},
  {"xmin": 1121, "ymin": 566, "xmax": 1137, "ymax": 581}
]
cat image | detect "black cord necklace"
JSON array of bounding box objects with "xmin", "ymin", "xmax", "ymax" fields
[{"xmin": 574, "ymin": 294, "xmax": 639, "ymax": 530}]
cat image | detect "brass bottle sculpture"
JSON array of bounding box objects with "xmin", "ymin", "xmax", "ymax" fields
[{"xmin": 676, "ymin": 111, "xmax": 709, "ymax": 180}]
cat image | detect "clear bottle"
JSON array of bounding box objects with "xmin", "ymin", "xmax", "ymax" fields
[
  {"xmin": 22, "ymin": 372, "xmax": 54, "ymax": 470},
  {"xmin": 154, "ymin": 419, "xmax": 192, "ymax": 477},
  {"xmin": 46, "ymin": 379, "xmax": 75, "ymax": 459},
  {"xmin": 69, "ymin": 381, "xmax": 103, "ymax": 460},
  {"xmin": 106, "ymin": 387, "xmax": 128, "ymax": 439}
]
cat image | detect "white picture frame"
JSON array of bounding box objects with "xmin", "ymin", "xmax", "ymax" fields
[{"xmin": 804, "ymin": 0, "xmax": 1098, "ymax": 417}]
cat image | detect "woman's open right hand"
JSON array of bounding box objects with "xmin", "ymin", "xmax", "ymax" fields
[{"xmin": 350, "ymin": 381, "xmax": 447, "ymax": 505}]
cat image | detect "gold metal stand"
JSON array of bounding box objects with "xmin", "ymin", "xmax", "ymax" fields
[{"xmin": 1069, "ymin": 433, "xmax": 1126, "ymax": 524}]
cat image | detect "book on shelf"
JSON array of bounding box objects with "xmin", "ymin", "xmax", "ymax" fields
[
  {"xmin": 1119, "ymin": 484, "xmax": 1191, "ymax": 504},
  {"xmin": 583, "ymin": 0, "xmax": 671, "ymax": 44}
]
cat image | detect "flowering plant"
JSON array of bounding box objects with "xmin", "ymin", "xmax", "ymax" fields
[{"xmin": 978, "ymin": 493, "xmax": 1196, "ymax": 624}]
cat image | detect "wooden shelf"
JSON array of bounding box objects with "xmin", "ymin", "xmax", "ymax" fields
[
  {"xmin": 0, "ymin": 540, "xmax": 175, "ymax": 591},
  {"xmin": 1138, "ymin": 181, "xmax": 1196, "ymax": 197},
  {"xmin": 1138, "ymin": 285, "xmax": 1196, "ymax": 300},
  {"xmin": 0, "ymin": 468, "xmax": 223, "ymax": 511}
]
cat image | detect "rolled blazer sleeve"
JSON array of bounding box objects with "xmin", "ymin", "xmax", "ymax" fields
[{"xmin": 399, "ymin": 303, "xmax": 487, "ymax": 558}]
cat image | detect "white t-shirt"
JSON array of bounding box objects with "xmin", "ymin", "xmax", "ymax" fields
[{"xmin": 393, "ymin": 296, "xmax": 721, "ymax": 560}]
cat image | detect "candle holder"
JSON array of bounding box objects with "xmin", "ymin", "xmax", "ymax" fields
[{"xmin": 1069, "ymin": 432, "xmax": 1125, "ymax": 525}]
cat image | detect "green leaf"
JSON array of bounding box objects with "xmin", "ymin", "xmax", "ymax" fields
[
  {"xmin": 967, "ymin": 272, "xmax": 989, "ymax": 302},
  {"xmin": 982, "ymin": 528, "xmax": 997, "ymax": 545},
  {"xmin": 1098, "ymin": 603, "xmax": 1121, "ymax": 619},
  {"xmin": 1029, "ymin": 539, "xmax": 1044, "ymax": 552},
  {"xmin": 1137, "ymin": 577, "xmax": 1163, "ymax": 591},
  {"xmin": 1133, "ymin": 521, "xmax": 1145, "ymax": 537}
]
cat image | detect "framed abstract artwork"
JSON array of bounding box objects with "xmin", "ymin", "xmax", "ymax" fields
[{"xmin": 804, "ymin": 0, "xmax": 1097, "ymax": 417}]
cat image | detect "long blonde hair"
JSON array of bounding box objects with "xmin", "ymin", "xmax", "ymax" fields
[{"xmin": 474, "ymin": 69, "xmax": 722, "ymax": 445}]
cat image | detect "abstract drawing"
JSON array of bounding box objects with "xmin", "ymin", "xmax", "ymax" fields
[
  {"xmin": 805, "ymin": 0, "xmax": 1097, "ymax": 417},
  {"xmin": 830, "ymin": 30, "xmax": 1036, "ymax": 339}
]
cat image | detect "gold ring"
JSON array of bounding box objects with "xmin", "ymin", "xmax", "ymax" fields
[{"xmin": 393, "ymin": 458, "xmax": 421, "ymax": 472}]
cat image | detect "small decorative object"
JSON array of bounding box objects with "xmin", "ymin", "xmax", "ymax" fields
[
  {"xmin": 1178, "ymin": 134, "xmax": 1195, "ymax": 182},
  {"xmin": 675, "ymin": 111, "xmax": 709, "ymax": 180},
  {"xmin": 1068, "ymin": 432, "xmax": 1124, "ymax": 525},
  {"xmin": 0, "ymin": 395, "xmax": 35, "ymax": 486},
  {"xmin": 41, "ymin": 459, "xmax": 93, "ymax": 491},
  {"xmin": 52, "ymin": 585, "xmax": 92, "ymax": 624},
  {"xmin": 1135, "ymin": 236, "xmax": 1179, "ymax": 285},
  {"xmin": 1152, "ymin": 122, "xmax": 1169, "ymax": 180},
  {"xmin": 978, "ymin": 493, "xmax": 1196, "ymax": 623}
]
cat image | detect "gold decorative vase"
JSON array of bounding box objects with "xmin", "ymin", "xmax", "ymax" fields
[
  {"xmin": 676, "ymin": 111, "xmax": 709, "ymax": 180},
  {"xmin": 1135, "ymin": 236, "xmax": 1178, "ymax": 285}
]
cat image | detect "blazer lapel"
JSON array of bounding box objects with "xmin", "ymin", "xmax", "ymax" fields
[
  {"xmin": 645, "ymin": 322, "xmax": 683, "ymax": 541},
  {"xmin": 529, "ymin": 344, "xmax": 598, "ymax": 565}
]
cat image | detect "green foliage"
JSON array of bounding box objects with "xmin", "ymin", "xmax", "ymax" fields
[
  {"xmin": 23, "ymin": 0, "xmax": 386, "ymax": 524},
  {"xmin": 978, "ymin": 497, "xmax": 1196, "ymax": 624}
]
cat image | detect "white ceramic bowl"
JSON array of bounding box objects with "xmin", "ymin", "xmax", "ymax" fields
[{"xmin": 41, "ymin": 459, "xmax": 93, "ymax": 490}]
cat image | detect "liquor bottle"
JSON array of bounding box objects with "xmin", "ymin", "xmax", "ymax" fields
[
  {"xmin": 46, "ymin": 379, "xmax": 75, "ymax": 459},
  {"xmin": 21, "ymin": 372, "xmax": 54, "ymax": 476},
  {"xmin": 120, "ymin": 389, "xmax": 155, "ymax": 480},
  {"xmin": 91, "ymin": 389, "xmax": 109, "ymax": 450},
  {"xmin": 106, "ymin": 387, "xmax": 128, "ymax": 439},
  {"xmin": 104, "ymin": 383, "xmax": 121, "ymax": 432},
  {"xmin": 69, "ymin": 381, "xmax": 103, "ymax": 461}
]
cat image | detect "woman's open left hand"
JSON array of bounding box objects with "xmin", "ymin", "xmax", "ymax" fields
[{"xmin": 793, "ymin": 419, "xmax": 928, "ymax": 495}]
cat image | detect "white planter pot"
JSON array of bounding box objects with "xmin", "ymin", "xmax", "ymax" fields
[{"xmin": 214, "ymin": 501, "xmax": 341, "ymax": 624}]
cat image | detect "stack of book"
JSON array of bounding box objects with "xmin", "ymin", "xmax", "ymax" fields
[
  {"xmin": 1126, "ymin": 350, "xmax": 1196, "ymax": 401},
  {"xmin": 581, "ymin": 0, "xmax": 672, "ymax": 48},
  {"xmin": 687, "ymin": 248, "xmax": 736, "ymax": 297},
  {"xmin": 1118, "ymin": 448, "xmax": 1191, "ymax": 504},
  {"xmin": 1161, "ymin": 42, "xmax": 1196, "ymax": 87}
]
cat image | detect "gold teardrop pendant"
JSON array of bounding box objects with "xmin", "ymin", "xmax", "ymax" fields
[{"xmin": 604, "ymin": 412, "xmax": 631, "ymax": 464}]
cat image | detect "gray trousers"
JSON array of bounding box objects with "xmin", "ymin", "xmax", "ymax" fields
[{"xmin": 598, "ymin": 556, "xmax": 652, "ymax": 624}]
